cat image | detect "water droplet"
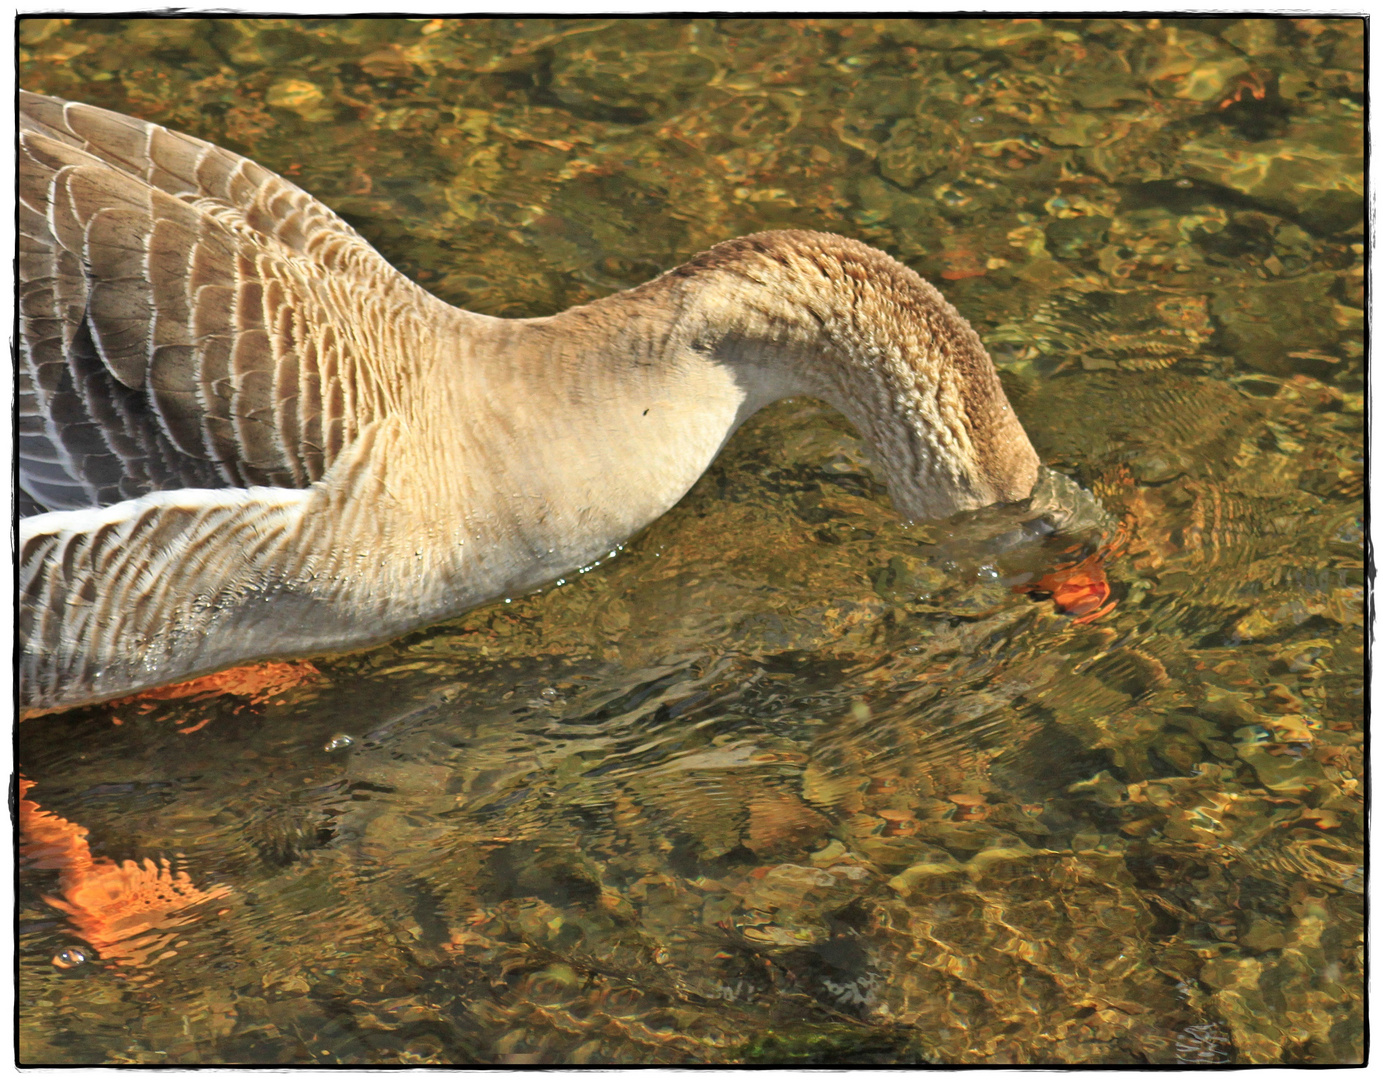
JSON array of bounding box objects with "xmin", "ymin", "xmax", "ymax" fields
[
  {"xmin": 324, "ymin": 733, "xmax": 354, "ymax": 752},
  {"xmin": 53, "ymin": 947, "xmax": 88, "ymax": 969}
]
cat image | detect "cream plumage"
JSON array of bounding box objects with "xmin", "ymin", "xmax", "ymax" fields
[{"xmin": 18, "ymin": 90, "xmax": 1040, "ymax": 714}]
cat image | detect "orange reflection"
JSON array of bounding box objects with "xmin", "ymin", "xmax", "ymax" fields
[
  {"xmin": 19, "ymin": 778, "xmax": 230, "ymax": 971},
  {"xmin": 107, "ymin": 660, "xmax": 321, "ymax": 732}
]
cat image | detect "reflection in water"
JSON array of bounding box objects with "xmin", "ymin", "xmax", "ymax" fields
[
  {"xmin": 18, "ymin": 14, "xmax": 1363, "ymax": 1067},
  {"xmin": 19, "ymin": 780, "xmax": 231, "ymax": 975},
  {"xmin": 104, "ymin": 662, "xmax": 324, "ymax": 733}
]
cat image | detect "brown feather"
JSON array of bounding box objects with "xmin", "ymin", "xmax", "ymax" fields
[{"xmin": 19, "ymin": 90, "xmax": 434, "ymax": 512}]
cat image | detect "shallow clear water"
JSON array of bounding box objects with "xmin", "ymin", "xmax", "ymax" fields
[{"xmin": 19, "ymin": 16, "xmax": 1364, "ymax": 1065}]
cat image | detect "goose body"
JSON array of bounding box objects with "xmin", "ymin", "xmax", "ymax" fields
[{"xmin": 18, "ymin": 90, "xmax": 1039, "ymax": 715}]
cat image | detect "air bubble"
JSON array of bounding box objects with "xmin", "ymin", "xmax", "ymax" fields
[
  {"xmin": 324, "ymin": 733, "xmax": 354, "ymax": 752},
  {"xmin": 53, "ymin": 947, "xmax": 88, "ymax": 969}
]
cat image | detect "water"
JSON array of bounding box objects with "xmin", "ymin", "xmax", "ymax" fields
[{"xmin": 18, "ymin": 16, "xmax": 1364, "ymax": 1065}]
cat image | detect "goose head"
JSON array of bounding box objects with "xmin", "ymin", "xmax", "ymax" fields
[{"xmin": 636, "ymin": 230, "xmax": 1041, "ymax": 522}]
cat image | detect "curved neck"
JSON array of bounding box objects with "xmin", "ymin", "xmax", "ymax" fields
[
  {"xmin": 467, "ymin": 232, "xmax": 1037, "ymax": 532},
  {"xmin": 408, "ymin": 231, "xmax": 1038, "ymax": 609}
]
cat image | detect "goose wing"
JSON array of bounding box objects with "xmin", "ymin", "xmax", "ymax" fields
[
  {"xmin": 19, "ymin": 90, "xmax": 437, "ymax": 512},
  {"xmin": 20, "ymin": 485, "xmax": 316, "ymax": 713}
]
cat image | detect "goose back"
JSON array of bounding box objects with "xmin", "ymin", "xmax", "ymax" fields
[{"xmin": 18, "ymin": 90, "xmax": 450, "ymax": 512}]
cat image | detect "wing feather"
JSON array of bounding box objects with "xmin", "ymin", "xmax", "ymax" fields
[{"xmin": 18, "ymin": 90, "xmax": 441, "ymax": 513}]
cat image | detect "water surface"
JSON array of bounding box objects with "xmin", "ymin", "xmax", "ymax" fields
[{"xmin": 18, "ymin": 16, "xmax": 1364, "ymax": 1065}]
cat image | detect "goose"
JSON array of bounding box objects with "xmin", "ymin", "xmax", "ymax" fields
[{"xmin": 17, "ymin": 90, "xmax": 1040, "ymax": 717}]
